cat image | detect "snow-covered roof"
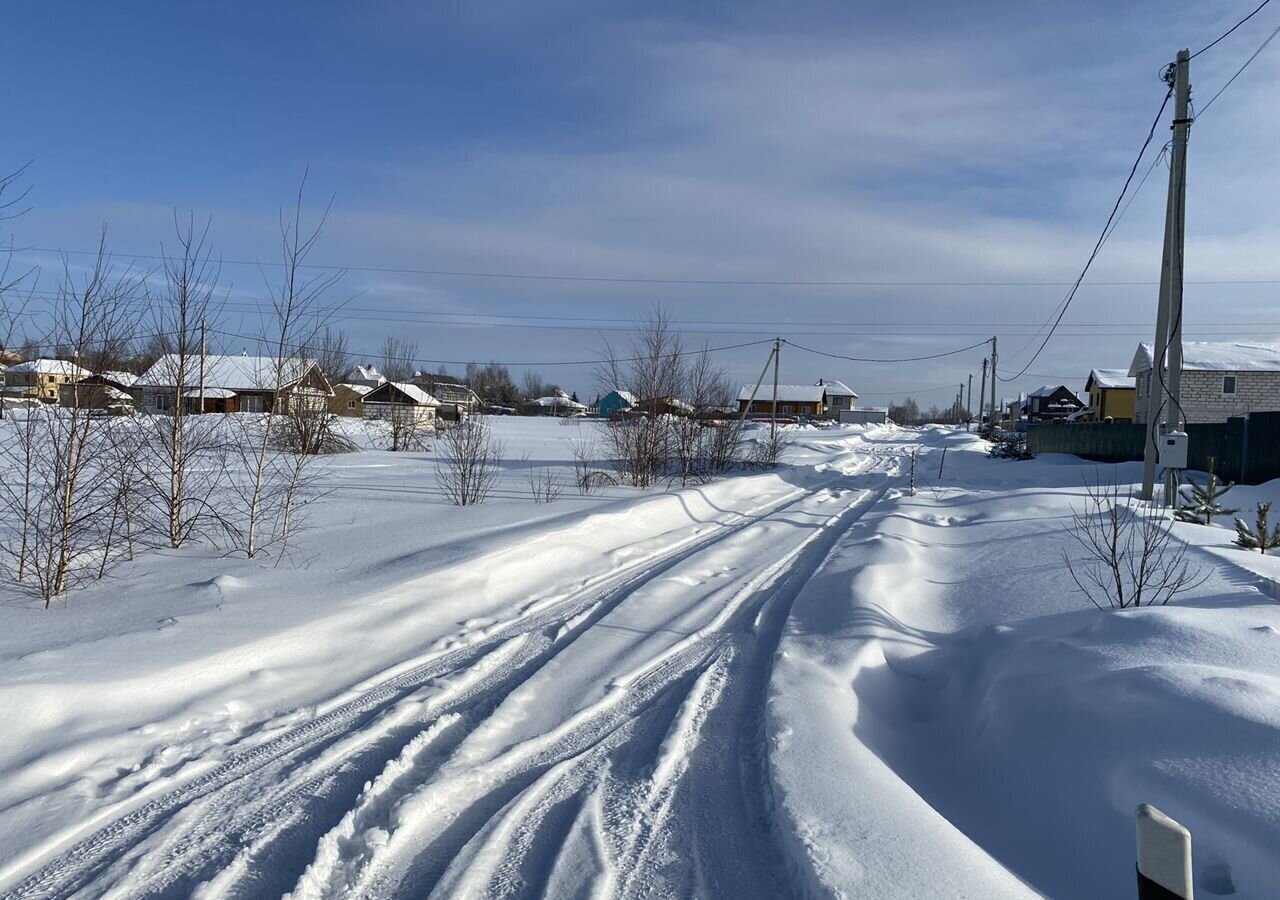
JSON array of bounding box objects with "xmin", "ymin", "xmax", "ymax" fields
[
  {"xmin": 138, "ymin": 355, "xmax": 317, "ymax": 391},
  {"xmin": 351, "ymin": 364, "xmax": 385, "ymax": 382},
  {"xmin": 433, "ymin": 382, "xmax": 480, "ymax": 404},
  {"xmin": 737, "ymin": 384, "xmax": 827, "ymax": 403},
  {"xmin": 528, "ymin": 395, "xmax": 587, "ymax": 409},
  {"xmin": 95, "ymin": 370, "xmax": 139, "ymax": 387},
  {"xmin": 182, "ymin": 387, "xmax": 237, "ymax": 399},
  {"xmin": 1129, "ymin": 341, "xmax": 1280, "ymax": 375},
  {"xmin": 1028, "ymin": 384, "xmax": 1069, "ymax": 398},
  {"xmin": 1087, "ymin": 368, "xmax": 1133, "ymax": 390},
  {"xmin": 335, "ymin": 383, "xmax": 374, "ymax": 396},
  {"xmin": 366, "ymin": 381, "xmax": 439, "ymax": 406},
  {"xmin": 817, "ymin": 379, "xmax": 858, "ymax": 398},
  {"xmin": 7, "ymin": 358, "xmax": 90, "ymax": 377},
  {"xmin": 606, "ymin": 389, "xmax": 638, "ymax": 404}
]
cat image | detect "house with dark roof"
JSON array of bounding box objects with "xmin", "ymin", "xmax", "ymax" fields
[{"xmin": 1022, "ymin": 385, "xmax": 1084, "ymax": 423}]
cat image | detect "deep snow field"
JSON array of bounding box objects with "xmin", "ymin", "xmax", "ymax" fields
[{"xmin": 0, "ymin": 417, "xmax": 1276, "ymax": 899}]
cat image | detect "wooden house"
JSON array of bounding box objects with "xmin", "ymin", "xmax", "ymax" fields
[
  {"xmin": 362, "ymin": 381, "xmax": 440, "ymax": 424},
  {"xmin": 1080, "ymin": 369, "xmax": 1136, "ymax": 422},
  {"xmin": 736, "ymin": 384, "xmax": 826, "ymax": 418},
  {"xmin": 59, "ymin": 371, "xmax": 138, "ymax": 413},
  {"xmin": 136, "ymin": 354, "xmax": 332, "ymax": 415}
]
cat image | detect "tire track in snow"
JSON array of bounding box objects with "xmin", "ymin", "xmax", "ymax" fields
[{"xmin": 0, "ymin": 467, "xmax": 876, "ymax": 900}]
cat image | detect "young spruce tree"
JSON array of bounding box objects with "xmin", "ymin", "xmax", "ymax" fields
[
  {"xmin": 1234, "ymin": 502, "xmax": 1280, "ymax": 554},
  {"xmin": 1175, "ymin": 456, "xmax": 1237, "ymax": 525}
]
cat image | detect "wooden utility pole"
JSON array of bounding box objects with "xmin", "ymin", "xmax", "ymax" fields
[
  {"xmin": 966, "ymin": 374, "xmax": 973, "ymax": 431},
  {"xmin": 1141, "ymin": 50, "xmax": 1192, "ymax": 502},
  {"xmin": 979, "ymin": 358, "xmax": 988, "ymax": 429},
  {"xmin": 199, "ymin": 318, "xmax": 207, "ymax": 414}
]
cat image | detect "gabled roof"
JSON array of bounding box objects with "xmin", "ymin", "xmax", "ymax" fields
[
  {"xmin": 528, "ymin": 394, "xmax": 587, "ymax": 409},
  {"xmin": 335, "ymin": 383, "xmax": 374, "ymax": 396},
  {"xmin": 350, "ymin": 364, "xmax": 385, "ymax": 383},
  {"xmin": 95, "ymin": 370, "xmax": 139, "ymax": 387},
  {"xmin": 737, "ymin": 384, "xmax": 826, "ymax": 403},
  {"xmin": 433, "ymin": 382, "xmax": 481, "ymax": 404},
  {"xmin": 1028, "ymin": 384, "xmax": 1070, "ymax": 398},
  {"xmin": 1129, "ymin": 341, "xmax": 1280, "ymax": 375},
  {"xmin": 7, "ymin": 358, "xmax": 90, "ymax": 377},
  {"xmin": 138, "ymin": 354, "xmax": 320, "ymax": 392},
  {"xmin": 1087, "ymin": 368, "xmax": 1133, "ymax": 390},
  {"xmin": 365, "ymin": 381, "xmax": 439, "ymax": 406},
  {"xmin": 604, "ymin": 389, "xmax": 638, "ymax": 405},
  {"xmin": 817, "ymin": 379, "xmax": 858, "ymax": 398}
]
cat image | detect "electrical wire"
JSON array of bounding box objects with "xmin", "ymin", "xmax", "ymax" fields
[
  {"xmin": 1197, "ymin": 20, "xmax": 1280, "ymax": 117},
  {"xmin": 998, "ymin": 87, "xmax": 1173, "ymax": 382},
  {"xmin": 1190, "ymin": 0, "xmax": 1274, "ymax": 58},
  {"xmin": 782, "ymin": 337, "xmax": 990, "ymax": 364}
]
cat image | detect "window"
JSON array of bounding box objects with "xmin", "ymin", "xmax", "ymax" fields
[
  {"xmin": 156, "ymin": 393, "xmax": 173, "ymax": 412},
  {"xmin": 347, "ymin": 399, "xmax": 356, "ymax": 410},
  {"xmin": 782, "ymin": 405, "xmax": 793, "ymax": 414},
  {"xmin": 1223, "ymin": 375, "xmax": 1237, "ymax": 395},
  {"xmin": 243, "ymin": 394, "xmax": 264, "ymax": 413}
]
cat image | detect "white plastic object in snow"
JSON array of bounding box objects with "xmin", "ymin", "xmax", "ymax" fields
[{"xmin": 1135, "ymin": 803, "xmax": 1193, "ymax": 899}]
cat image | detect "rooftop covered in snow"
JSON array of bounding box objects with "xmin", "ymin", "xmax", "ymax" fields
[{"xmin": 1129, "ymin": 341, "xmax": 1280, "ymax": 375}]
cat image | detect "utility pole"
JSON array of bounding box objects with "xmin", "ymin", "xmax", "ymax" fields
[
  {"xmin": 966, "ymin": 373, "xmax": 973, "ymax": 432},
  {"xmin": 199, "ymin": 318, "xmax": 207, "ymax": 415},
  {"xmin": 771, "ymin": 337, "xmax": 780, "ymax": 444},
  {"xmin": 1141, "ymin": 50, "xmax": 1192, "ymax": 502},
  {"xmin": 988, "ymin": 336, "xmax": 998, "ymax": 427},
  {"xmin": 979, "ymin": 358, "xmax": 988, "ymax": 430}
]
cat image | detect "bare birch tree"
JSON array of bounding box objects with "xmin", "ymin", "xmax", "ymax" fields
[{"xmin": 437, "ymin": 416, "xmax": 504, "ymax": 505}]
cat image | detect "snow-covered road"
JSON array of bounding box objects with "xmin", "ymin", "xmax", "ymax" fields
[{"xmin": 3, "ymin": 431, "xmax": 914, "ymax": 899}]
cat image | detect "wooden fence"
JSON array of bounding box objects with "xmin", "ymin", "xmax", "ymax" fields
[{"xmin": 1027, "ymin": 411, "xmax": 1280, "ymax": 484}]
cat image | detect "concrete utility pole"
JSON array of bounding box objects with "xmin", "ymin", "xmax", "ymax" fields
[
  {"xmin": 771, "ymin": 337, "xmax": 780, "ymax": 443},
  {"xmin": 1141, "ymin": 50, "xmax": 1192, "ymax": 502},
  {"xmin": 988, "ymin": 336, "xmax": 998, "ymax": 426},
  {"xmin": 979, "ymin": 358, "xmax": 988, "ymax": 429}
]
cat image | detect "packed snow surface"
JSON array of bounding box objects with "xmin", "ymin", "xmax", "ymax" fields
[{"xmin": 0, "ymin": 418, "xmax": 1277, "ymax": 898}]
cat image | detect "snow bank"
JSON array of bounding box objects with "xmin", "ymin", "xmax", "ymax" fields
[{"xmin": 771, "ymin": 428, "xmax": 1280, "ymax": 898}]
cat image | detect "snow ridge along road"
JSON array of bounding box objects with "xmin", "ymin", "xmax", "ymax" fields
[{"xmin": 2, "ymin": 436, "xmax": 910, "ymax": 900}]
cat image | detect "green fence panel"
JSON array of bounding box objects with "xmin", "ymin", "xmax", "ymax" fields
[{"xmin": 1244, "ymin": 411, "xmax": 1280, "ymax": 484}]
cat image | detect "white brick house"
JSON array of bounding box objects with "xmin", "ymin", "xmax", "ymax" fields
[{"xmin": 1129, "ymin": 341, "xmax": 1280, "ymax": 424}]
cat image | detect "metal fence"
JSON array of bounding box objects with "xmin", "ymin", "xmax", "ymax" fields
[{"xmin": 1027, "ymin": 411, "xmax": 1280, "ymax": 484}]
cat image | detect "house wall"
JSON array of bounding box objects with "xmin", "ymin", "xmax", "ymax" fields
[
  {"xmin": 825, "ymin": 395, "xmax": 855, "ymax": 417},
  {"xmin": 363, "ymin": 401, "xmax": 436, "ymax": 423},
  {"xmin": 329, "ymin": 386, "xmax": 366, "ymax": 417},
  {"xmin": 1135, "ymin": 369, "xmax": 1280, "ymax": 423},
  {"xmin": 737, "ymin": 399, "xmax": 824, "ymax": 417},
  {"xmin": 1084, "ymin": 386, "xmax": 1136, "ymax": 422},
  {"xmin": 6, "ymin": 370, "xmax": 79, "ymax": 403}
]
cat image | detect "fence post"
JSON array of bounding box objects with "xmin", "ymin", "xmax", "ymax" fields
[
  {"xmin": 937, "ymin": 447, "xmax": 947, "ymax": 479},
  {"xmin": 1136, "ymin": 804, "xmax": 1193, "ymax": 899},
  {"xmin": 909, "ymin": 450, "xmax": 916, "ymax": 497}
]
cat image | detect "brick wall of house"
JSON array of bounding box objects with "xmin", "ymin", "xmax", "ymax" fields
[{"xmin": 1135, "ymin": 369, "xmax": 1280, "ymax": 423}]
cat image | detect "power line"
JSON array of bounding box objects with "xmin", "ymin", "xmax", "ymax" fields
[
  {"xmin": 1197, "ymin": 20, "xmax": 1280, "ymax": 116},
  {"xmin": 782, "ymin": 337, "xmax": 990, "ymax": 363},
  {"xmin": 999, "ymin": 86, "xmax": 1173, "ymax": 382},
  {"xmin": 1190, "ymin": 0, "xmax": 1274, "ymax": 58},
  {"xmin": 17, "ymin": 245, "xmax": 1280, "ymax": 288}
]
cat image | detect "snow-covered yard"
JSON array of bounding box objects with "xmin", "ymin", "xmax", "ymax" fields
[{"xmin": 0, "ymin": 418, "xmax": 1276, "ymax": 898}]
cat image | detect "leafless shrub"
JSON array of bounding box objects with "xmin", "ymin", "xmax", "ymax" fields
[
  {"xmin": 367, "ymin": 404, "xmax": 433, "ymax": 452},
  {"xmin": 437, "ymin": 416, "xmax": 504, "ymax": 506},
  {"xmin": 570, "ymin": 432, "xmax": 611, "ymax": 495},
  {"xmin": 748, "ymin": 427, "xmax": 789, "ymax": 469},
  {"xmin": 1064, "ymin": 471, "xmax": 1207, "ymax": 610},
  {"xmin": 522, "ymin": 454, "xmax": 563, "ymax": 503}
]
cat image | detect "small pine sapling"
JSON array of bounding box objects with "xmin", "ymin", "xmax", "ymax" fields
[
  {"xmin": 1175, "ymin": 456, "xmax": 1236, "ymax": 525},
  {"xmin": 1234, "ymin": 501, "xmax": 1280, "ymax": 554}
]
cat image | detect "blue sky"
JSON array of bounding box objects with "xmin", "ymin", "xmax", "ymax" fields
[{"xmin": 3, "ymin": 0, "xmax": 1278, "ymax": 407}]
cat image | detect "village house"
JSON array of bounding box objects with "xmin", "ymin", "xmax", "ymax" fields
[
  {"xmin": 737, "ymin": 384, "xmax": 826, "ymax": 418},
  {"xmin": 136, "ymin": 354, "xmax": 332, "ymax": 414},
  {"xmin": 432, "ymin": 382, "xmax": 482, "ymax": 421},
  {"xmin": 1129, "ymin": 340, "xmax": 1280, "ymax": 424},
  {"xmin": 330, "ymin": 383, "xmax": 374, "ymax": 417},
  {"xmin": 817, "ymin": 379, "xmax": 858, "ymax": 419},
  {"xmin": 362, "ymin": 381, "xmax": 439, "ymax": 424},
  {"xmin": 1022, "ymin": 385, "xmax": 1084, "ymax": 423},
  {"xmin": 59, "ymin": 371, "xmax": 139, "ymax": 413},
  {"xmin": 343, "ymin": 364, "xmax": 386, "ymax": 388},
  {"xmin": 2, "ymin": 359, "xmax": 90, "ymax": 404},
  {"xmin": 522, "ymin": 391, "xmax": 587, "ymax": 416},
  {"xmin": 597, "ymin": 389, "xmax": 637, "ymax": 419},
  {"xmin": 1078, "ymin": 368, "xmax": 1135, "ymax": 422}
]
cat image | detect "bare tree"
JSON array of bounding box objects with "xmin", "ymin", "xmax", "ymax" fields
[
  {"xmin": 314, "ymin": 326, "xmax": 352, "ymax": 386},
  {"xmin": 523, "ymin": 453, "xmax": 563, "ymax": 503},
  {"xmin": 1, "ymin": 236, "xmax": 145, "ymax": 604},
  {"xmin": 0, "ymin": 164, "xmax": 37, "ymax": 421},
  {"xmin": 135, "ymin": 214, "xmax": 230, "ymax": 549},
  {"xmin": 228, "ymin": 172, "xmax": 344, "ymax": 559},
  {"xmin": 1064, "ymin": 471, "xmax": 1207, "ymax": 610},
  {"xmin": 437, "ymin": 416, "xmax": 504, "ymax": 506},
  {"xmin": 379, "ymin": 335, "xmax": 418, "ymax": 383}
]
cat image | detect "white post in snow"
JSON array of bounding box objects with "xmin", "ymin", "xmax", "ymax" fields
[{"xmin": 1136, "ymin": 804, "xmax": 1193, "ymax": 900}]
